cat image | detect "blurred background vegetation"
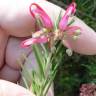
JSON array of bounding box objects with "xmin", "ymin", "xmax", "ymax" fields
[{"xmin": 48, "ymin": 0, "xmax": 96, "ymax": 96}]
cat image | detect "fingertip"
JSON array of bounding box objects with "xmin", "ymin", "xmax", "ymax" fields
[
  {"xmin": 0, "ymin": 80, "xmax": 35, "ymax": 96},
  {"xmin": 64, "ymin": 17, "xmax": 96, "ymax": 55}
]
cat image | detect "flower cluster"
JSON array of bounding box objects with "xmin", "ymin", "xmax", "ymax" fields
[{"xmin": 21, "ymin": 2, "xmax": 81, "ymax": 49}]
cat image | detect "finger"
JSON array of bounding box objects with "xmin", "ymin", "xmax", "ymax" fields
[
  {"xmin": 0, "ymin": 0, "xmax": 61, "ymax": 37},
  {"xmin": 0, "ymin": 80, "xmax": 35, "ymax": 96},
  {"xmin": 6, "ymin": 37, "xmax": 32, "ymax": 70},
  {"xmin": 0, "ymin": 0, "xmax": 35, "ymax": 37},
  {"xmin": 0, "ymin": 64, "xmax": 20, "ymax": 83},
  {"xmin": 24, "ymin": 52, "xmax": 38, "ymax": 70},
  {"xmin": 0, "ymin": 27, "xmax": 9, "ymax": 68},
  {"xmin": 64, "ymin": 17, "xmax": 96, "ymax": 55}
]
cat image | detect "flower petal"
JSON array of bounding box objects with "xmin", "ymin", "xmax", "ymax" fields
[
  {"xmin": 21, "ymin": 36, "xmax": 48, "ymax": 48},
  {"xmin": 65, "ymin": 2, "xmax": 76, "ymax": 17},
  {"xmin": 29, "ymin": 3, "xmax": 53, "ymax": 29},
  {"xmin": 59, "ymin": 2, "xmax": 76, "ymax": 31},
  {"xmin": 59, "ymin": 16, "xmax": 69, "ymax": 31},
  {"xmin": 65, "ymin": 26, "xmax": 81, "ymax": 35}
]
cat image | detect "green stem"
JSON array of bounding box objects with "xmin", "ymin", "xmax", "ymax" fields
[{"xmin": 32, "ymin": 45, "xmax": 45, "ymax": 78}]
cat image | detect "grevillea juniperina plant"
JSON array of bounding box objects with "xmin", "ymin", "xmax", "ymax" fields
[
  {"xmin": 20, "ymin": 2, "xmax": 82, "ymax": 96},
  {"xmin": 21, "ymin": 2, "xmax": 81, "ymax": 49}
]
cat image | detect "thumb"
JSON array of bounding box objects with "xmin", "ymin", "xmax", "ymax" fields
[
  {"xmin": 65, "ymin": 17, "xmax": 96, "ymax": 55},
  {"xmin": 0, "ymin": 80, "xmax": 35, "ymax": 96}
]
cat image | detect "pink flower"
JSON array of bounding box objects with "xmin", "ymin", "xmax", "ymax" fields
[
  {"xmin": 21, "ymin": 36, "xmax": 48, "ymax": 48},
  {"xmin": 21, "ymin": 2, "xmax": 81, "ymax": 48},
  {"xmin": 59, "ymin": 2, "xmax": 76, "ymax": 31},
  {"xmin": 29, "ymin": 3, "xmax": 53, "ymax": 29}
]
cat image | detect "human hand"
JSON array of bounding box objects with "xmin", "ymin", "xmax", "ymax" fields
[
  {"xmin": 0, "ymin": 80, "xmax": 35, "ymax": 96},
  {"xmin": 0, "ymin": 0, "xmax": 96, "ymax": 95}
]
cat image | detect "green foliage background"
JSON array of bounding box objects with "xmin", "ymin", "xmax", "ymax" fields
[{"xmin": 48, "ymin": 0, "xmax": 96, "ymax": 96}]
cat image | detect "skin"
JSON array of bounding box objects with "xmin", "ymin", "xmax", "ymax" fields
[
  {"xmin": 0, "ymin": 80, "xmax": 35, "ymax": 96},
  {"xmin": 0, "ymin": 0, "xmax": 96, "ymax": 96}
]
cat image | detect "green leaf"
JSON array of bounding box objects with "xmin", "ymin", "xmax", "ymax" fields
[
  {"xmin": 43, "ymin": 69, "xmax": 57, "ymax": 96},
  {"xmin": 22, "ymin": 76, "xmax": 30, "ymax": 89},
  {"xmin": 32, "ymin": 44, "xmax": 45, "ymax": 78},
  {"xmin": 54, "ymin": 10, "xmax": 62, "ymax": 30}
]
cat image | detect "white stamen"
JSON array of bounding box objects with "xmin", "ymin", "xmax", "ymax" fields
[
  {"xmin": 72, "ymin": 35, "xmax": 79, "ymax": 40},
  {"xmin": 66, "ymin": 48, "xmax": 73, "ymax": 56},
  {"xmin": 75, "ymin": 29, "xmax": 81, "ymax": 35}
]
